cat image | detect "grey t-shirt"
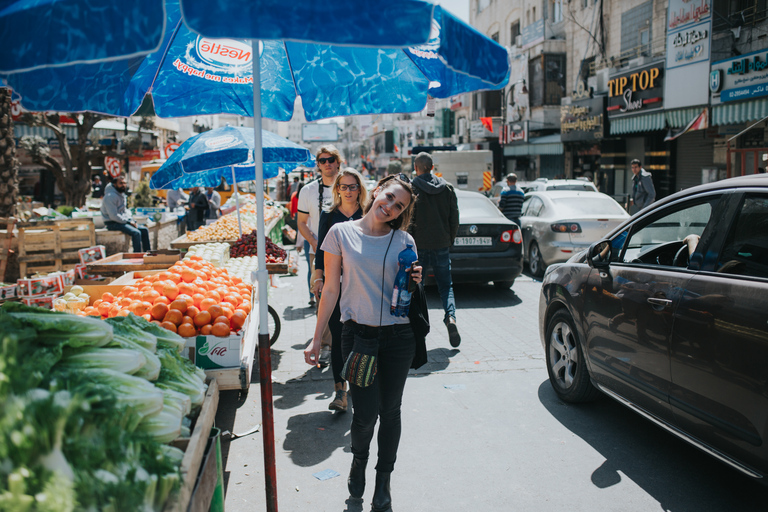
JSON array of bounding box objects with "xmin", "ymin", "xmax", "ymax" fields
[{"xmin": 321, "ymin": 221, "xmax": 417, "ymax": 326}]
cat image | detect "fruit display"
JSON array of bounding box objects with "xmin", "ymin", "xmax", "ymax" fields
[
  {"xmin": 184, "ymin": 242, "xmax": 230, "ymax": 267},
  {"xmin": 86, "ymin": 256, "xmax": 253, "ymax": 338},
  {"xmin": 229, "ymin": 230, "xmax": 287, "ymax": 262},
  {"xmin": 186, "ymin": 215, "xmax": 255, "ymax": 242},
  {"xmin": 224, "ymin": 255, "xmax": 259, "ymax": 283},
  {"xmin": 53, "ymin": 285, "xmax": 91, "ymax": 313}
]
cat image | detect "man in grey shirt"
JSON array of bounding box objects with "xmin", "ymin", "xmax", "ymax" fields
[
  {"xmin": 630, "ymin": 159, "xmax": 656, "ymax": 214},
  {"xmin": 101, "ymin": 174, "xmax": 151, "ymax": 252},
  {"xmin": 166, "ymin": 188, "xmax": 189, "ymax": 210}
]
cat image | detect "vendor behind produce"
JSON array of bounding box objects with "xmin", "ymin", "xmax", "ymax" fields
[
  {"xmin": 101, "ymin": 174, "xmax": 151, "ymax": 252},
  {"xmin": 166, "ymin": 188, "xmax": 189, "ymax": 211}
]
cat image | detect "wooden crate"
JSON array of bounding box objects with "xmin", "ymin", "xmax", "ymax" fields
[{"xmin": 15, "ymin": 219, "xmax": 96, "ymax": 277}]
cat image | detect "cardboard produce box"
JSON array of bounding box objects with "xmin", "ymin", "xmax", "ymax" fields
[{"xmin": 17, "ymin": 274, "xmax": 65, "ymax": 297}]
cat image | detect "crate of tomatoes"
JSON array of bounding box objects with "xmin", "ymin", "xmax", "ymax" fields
[{"xmin": 70, "ymin": 256, "xmax": 253, "ymax": 370}]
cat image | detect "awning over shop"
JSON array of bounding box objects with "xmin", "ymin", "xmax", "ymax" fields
[
  {"xmin": 503, "ymin": 134, "xmax": 563, "ymax": 156},
  {"xmin": 712, "ymin": 98, "xmax": 768, "ymax": 126},
  {"xmin": 13, "ymin": 121, "xmax": 155, "ymax": 141},
  {"xmin": 665, "ymin": 107, "xmax": 706, "ymax": 128},
  {"xmin": 609, "ymin": 112, "xmax": 665, "ymax": 135}
]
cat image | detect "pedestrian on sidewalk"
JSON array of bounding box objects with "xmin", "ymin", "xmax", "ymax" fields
[
  {"xmin": 305, "ymin": 174, "xmax": 423, "ymax": 512},
  {"xmin": 408, "ymin": 152, "xmax": 461, "ymax": 347},
  {"xmin": 498, "ymin": 172, "xmax": 525, "ymax": 226},
  {"xmin": 629, "ymin": 159, "xmax": 656, "ymax": 214},
  {"xmin": 312, "ymin": 168, "xmax": 369, "ymax": 413}
]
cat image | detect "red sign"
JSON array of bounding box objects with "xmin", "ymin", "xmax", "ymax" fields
[
  {"xmin": 104, "ymin": 157, "xmax": 121, "ymax": 178},
  {"xmin": 164, "ymin": 142, "xmax": 180, "ymax": 158}
]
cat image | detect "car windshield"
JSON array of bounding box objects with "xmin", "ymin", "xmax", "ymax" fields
[
  {"xmin": 545, "ymin": 184, "xmax": 596, "ymax": 191},
  {"xmin": 459, "ymin": 195, "xmax": 504, "ymax": 218},
  {"xmin": 553, "ymin": 197, "xmax": 626, "ymax": 216}
]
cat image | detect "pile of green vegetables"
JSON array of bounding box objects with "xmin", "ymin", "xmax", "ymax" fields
[{"xmin": 0, "ymin": 302, "xmax": 208, "ymax": 512}]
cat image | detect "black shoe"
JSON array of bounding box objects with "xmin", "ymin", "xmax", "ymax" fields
[
  {"xmin": 446, "ymin": 317, "xmax": 461, "ymax": 348},
  {"xmin": 318, "ymin": 346, "xmax": 331, "ymax": 368},
  {"xmin": 348, "ymin": 457, "xmax": 367, "ymax": 499},
  {"xmin": 371, "ymin": 471, "xmax": 392, "ymax": 511}
]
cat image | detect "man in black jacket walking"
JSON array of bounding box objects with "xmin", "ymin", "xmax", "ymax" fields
[{"xmin": 409, "ymin": 152, "xmax": 461, "ymax": 347}]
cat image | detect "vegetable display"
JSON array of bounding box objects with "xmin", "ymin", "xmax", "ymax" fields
[
  {"xmin": 0, "ymin": 302, "xmax": 206, "ymax": 511},
  {"xmin": 87, "ymin": 256, "xmax": 253, "ymax": 337},
  {"xmin": 229, "ymin": 230, "xmax": 287, "ymax": 262}
]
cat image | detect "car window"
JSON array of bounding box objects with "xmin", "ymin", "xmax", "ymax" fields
[
  {"xmin": 552, "ymin": 197, "xmax": 627, "ymax": 217},
  {"xmin": 458, "ymin": 195, "xmax": 506, "ymax": 218},
  {"xmin": 621, "ymin": 199, "xmax": 717, "ymax": 264},
  {"xmin": 524, "ymin": 197, "xmax": 544, "ymax": 217},
  {"xmin": 716, "ymin": 194, "xmax": 768, "ymax": 278},
  {"xmin": 545, "ymin": 184, "xmax": 597, "ymax": 191}
]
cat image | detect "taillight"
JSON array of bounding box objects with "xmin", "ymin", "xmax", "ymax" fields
[
  {"xmin": 551, "ymin": 223, "xmax": 582, "ymax": 233},
  {"xmin": 500, "ymin": 229, "xmax": 522, "ymax": 244}
]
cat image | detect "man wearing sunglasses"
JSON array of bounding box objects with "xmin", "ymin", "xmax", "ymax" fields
[
  {"xmin": 409, "ymin": 152, "xmax": 461, "ymax": 347},
  {"xmin": 297, "ymin": 146, "xmax": 342, "ymax": 307}
]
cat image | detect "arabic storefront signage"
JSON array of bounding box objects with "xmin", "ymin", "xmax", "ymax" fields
[
  {"xmin": 521, "ymin": 19, "xmax": 544, "ymax": 49},
  {"xmin": 710, "ymin": 50, "xmax": 768, "ymax": 104},
  {"xmin": 607, "ymin": 64, "xmax": 664, "ymax": 117},
  {"xmin": 560, "ymin": 96, "xmax": 606, "ymax": 142},
  {"xmin": 668, "ymin": 0, "xmax": 710, "ymax": 32},
  {"xmin": 666, "ymin": 20, "xmax": 710, "ymax": 69}
]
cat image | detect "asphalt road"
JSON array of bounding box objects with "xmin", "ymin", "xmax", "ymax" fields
[{"xmin": 215, "ymin": 265, "xmax": 768, "ymax": 511}]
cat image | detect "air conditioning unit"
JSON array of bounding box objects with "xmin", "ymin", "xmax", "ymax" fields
[
  {"xmin": 593, "ymin": 68, "xmax": 610, "ymax": 94},
  {"xmin": 515, "ymin": 35, "xmax": 522, "ymax": 48}
]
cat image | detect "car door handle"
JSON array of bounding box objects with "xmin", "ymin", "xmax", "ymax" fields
[{"xmin": 647, "ymin": 297, "xmax": 672, "ymax": 308}]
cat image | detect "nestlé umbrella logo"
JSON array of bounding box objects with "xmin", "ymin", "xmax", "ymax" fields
[{"xmin": 196, "ymin": 38, "xmax": 253, "ymax": 67}]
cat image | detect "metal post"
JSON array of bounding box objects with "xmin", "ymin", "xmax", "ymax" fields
[
  {"xmin": 251, "ymin": 39, "xmax": 278, "ymax": 512},
  {"xmin": 231, "ymin": 166, "xmax": 242, "ymax": 237}
]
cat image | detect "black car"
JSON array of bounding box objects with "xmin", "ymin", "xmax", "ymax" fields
[
  {"xmin": 539, "ymin": 174, "xmax": 768, "ymax": 482},
  {"xmin": 426, "ymin": 190, "xmax": 523, "ymax": 289}
]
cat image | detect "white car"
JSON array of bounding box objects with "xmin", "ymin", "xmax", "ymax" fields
[{"xmin": 525, "ymin": 177, "xmax": 598, "ymax": 193}]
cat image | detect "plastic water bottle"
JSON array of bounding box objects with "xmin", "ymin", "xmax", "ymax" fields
[{"xmin": 390, "ymin": 244, "xmax": 418, "ymax": 317}]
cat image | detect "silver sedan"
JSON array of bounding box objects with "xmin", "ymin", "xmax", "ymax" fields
[{"xmin": 520, "ymin": 190, "xmax": 629, "ymax": 276}]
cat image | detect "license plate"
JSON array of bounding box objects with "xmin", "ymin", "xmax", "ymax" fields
[{"xmin": 454, "ymin": 237, "xmax": 492, "ymax": 246}]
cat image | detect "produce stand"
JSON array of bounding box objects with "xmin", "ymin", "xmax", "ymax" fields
[
  {"xmin": 86, "ymin": 251, "xmax": 181, "ymax": 275},
  {"xmin": 170, "ymin": 211, "xmax": 284, "ymax": 250},
  {"xmin": 164, "ymin": 377, "xmax": 220, "ymax": 512}
]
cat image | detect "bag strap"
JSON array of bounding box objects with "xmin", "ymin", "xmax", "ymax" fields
[{"xmin": 379, "ymin": 230, "xmax": 396, "ymax": 327}]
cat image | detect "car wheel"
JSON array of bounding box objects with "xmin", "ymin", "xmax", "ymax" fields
[
  {"xmin": 493, "ymin": 280, "xmax": 514, "ymax": 289},
  {"xmin": 528, "ymin": 241, "xmax": 545, "ymax": 277},
  {"xmin": 545, "ymin": 310, "xmax": 600, "ymax": 403}
]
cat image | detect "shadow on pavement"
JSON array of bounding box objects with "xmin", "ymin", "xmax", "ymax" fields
[
  {"xmin": 272, "ymin": 376, "xmax": 333, "ymax": 410},
  {"xmin": 537, "ymin": 380, "xmax": 768, "ymax": 510},
  {"xmin": 411, "ymin": 348, "xmax": 459, "ymax": 376},
  {"xmin": 283, "ymin": 304, "xmax": 316, "ymax": 321},
  {"xmin": 434, "ymin": 283, "xmax": 522, "ymax": 309},
  {"xmin": 283, "ymin": 410, "xmax": 351, "ymax": 467}
]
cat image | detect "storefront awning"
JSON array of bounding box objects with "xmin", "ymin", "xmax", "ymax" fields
[
  {"xmin": 712, "ymin": 98, "xmax": 768, "ymax": 126},
  {"xmin": 665, "ymin": 107, "xmax": 706, "ymax": 128},
  {"xmin": 609, "ymin": 112, "xmax": 665, "ymax": 135},
  {"xmin": 503, "ymin": 134, "xmax": 563, "ymax": 156},
  {"xmin": 13, "ymin": 121, "xmax": 154, "ymax": 141}
]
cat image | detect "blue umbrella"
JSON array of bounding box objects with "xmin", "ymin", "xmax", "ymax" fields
[
  {"xmin": 148, "ymin": 126, "xmax": 311, "ymax": 235},
  {"xmin": 0, "ymin": 0, "xmax": 437, "ymax": 73},
  {"xmin": 4, "ymin": 0, "xmax": 509, "ymax": 121}
]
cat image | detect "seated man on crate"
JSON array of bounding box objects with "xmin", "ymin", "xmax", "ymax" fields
[{"xmin": 101, "ymin": 174, "xmax": 151, "ymax": 253}]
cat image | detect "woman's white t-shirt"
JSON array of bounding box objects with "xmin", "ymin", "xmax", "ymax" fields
[{"xmin": 321, "ymin": 221, "xmax": 416, "ymax": 327}]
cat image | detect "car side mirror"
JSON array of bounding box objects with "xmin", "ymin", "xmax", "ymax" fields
[{"xmin": 587, "ymin": 240, "xmax": 611, "ymax": 270}]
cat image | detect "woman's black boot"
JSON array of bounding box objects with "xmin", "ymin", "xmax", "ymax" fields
[
  {"xmin": 370, "ymin": 471, "xmax": 392, "ymax": 511},
  {"xmin": 348, "ymin": 457, "xmax": 367, "ymax": 499}
]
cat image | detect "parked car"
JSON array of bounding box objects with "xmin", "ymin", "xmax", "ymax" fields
[
  {"xmin": 525, "ymin": 177, "xmax": 598, "ymax": 193},
  {"xmin": 520, "ymin": 191, "xmax": 629, "ymax": 277},
  {"xmin": 539, "ymin": 174, "xmax": 768, "ymax": 483},
  {"xmin": 427, "ymin": 190, "xmax": 523, "ymax": 289}
]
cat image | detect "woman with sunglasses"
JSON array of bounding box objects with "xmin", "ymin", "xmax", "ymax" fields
[
  {"xmin": 313, "ymin": 168, "xmax": 369, "ymax": 413},
  {"xmin": 305, "ymin": 174, "xmax": 422, "ymax": 512}
]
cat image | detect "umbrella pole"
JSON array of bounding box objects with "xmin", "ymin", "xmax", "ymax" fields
[
  {"xmin": 232, "ymin": 166, "xmax": 243, "ymax": 237},
  {"xmin": 251, "ymin": 39, "xmax": 278, "ymax": 512}
]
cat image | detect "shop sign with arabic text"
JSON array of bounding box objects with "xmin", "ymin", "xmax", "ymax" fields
[{"xmin": 710, "ymin": 50, "xmax": 768, "ymax": 104}]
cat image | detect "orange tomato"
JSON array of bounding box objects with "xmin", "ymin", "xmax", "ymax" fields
[
  {"xmin": 93, "ymin": 299, "xmax": 103, "ymax": 308},
  {"xmin": 211, "ymin": 322, "xmax": 231, "ymax": 337},
  {"xmin": 177, "ymin": 323, "xmax": 197, "ymax": 338},
  {"xmin": 191, "ymin": 293, "xmax": 206, "ymax": 308},
  {"xmin": 160, "ymin": 321, "xmax": 177, "ymax": 333},
  {"xmin": 150, "ymin": 303, "xmax": 169, "ymax": 321},
  {"xmin": 97, "ymin": 302, "xmax": 111, "ymax": 317},
  {"xmin": 178, "ymin": 282, "xmax": 196, "ymax": 296},
  {"xmin": 157, "ymin": 271, "xmax": 172, "ymax": 281},
  {"xmin": 222, "ymin": 295, "xmax": 240, "ymax": 308},
  {"xmin": 142, "ymin": 313, "xmax": 153, "ymax": 322},
  {"xmin": 189, "ymin": 255, "xmax": 203, "ymax": 261},
  {"xmin": 142, "ymin": 289, "xmax": 161, "ymax": 302},
  {"xmin": 186, "ymin": 305, "xmax": 200, "ymax": 318},
  {"xmin": 193, "ymin": 310, "xmax": 212, "ymax": 327},
  {"xmin": 168, "ymin": 299, "xmax": 188, "ymax": 314},
  {"xmin": 167, "ymin": 273, "xmax": 182, "ymax": 284},
  {"xmin": 153, "ymin": 295, "xmax": 170, "ymax": 306},
  {"xmin": 128, "ymin": 291, "xmax": 142, "ymax": 301},
  {"xmin": 102, "ymin": 292, "xmax": 115, "ymax": 303},
  {"xmin": 237, "ymin": 303, "xmax": 252, "ymax": 315},
  {"xmin": 181, "ymin": 315, "xmax": 194, "ymax": 325},
  {"xmin": 213, "ymin": 315, "xmax": 229, "ymax": 326},
  {"xmin": 231, "ymin": 310, "xmax": 247, "ymax": 329},
  {"xmin": 133, "ymin": 301, "xmax": 151, "ymax": 316},
  {"xmin": 199, "ymin": 298, "xmax": 217, "ymax": 312},
  {"xmin": 206, "ymin": 304, "xmax": 223, "ymax": 320},
  {"xmin": 119, "ymin": 297, "xmax": 132, "ymax": 308},
  {"xmin": 117, "ymin": 309, "xmax": 131, "ymax": 317},
  {"xmin": 205, "ymin": 290, "xmax": 222, "ymax": 302},
  {"xmin": 163, "ymin": 282, "xmax": 180, "ymax": 301},
  {"xmin": 199, "ymin": 324, "xmax": 213, "ymax": 335},
  {"xmin": 163, "ymin": 309, "xmax": 184, "ymax": 326},
  {"xmin": 181, "ymin": 269, "xmax": 197, "ymax": 283}
]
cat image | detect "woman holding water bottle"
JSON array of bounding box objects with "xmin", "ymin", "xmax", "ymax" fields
[{"xmin": 304, "ymin": 173, "xmax": 422, "ymax": 512}]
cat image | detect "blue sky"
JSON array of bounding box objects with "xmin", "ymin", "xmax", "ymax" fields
[{"xmin": 437, "ymin": 0, "xmax": 470, "ymax": 22}]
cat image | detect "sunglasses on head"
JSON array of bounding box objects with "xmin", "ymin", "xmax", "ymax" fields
[
  {"xmin": 317, "ymin": 156, "xmax": 337, "ymax": 164},
  {"xmin": 338, "ymin": 183, "xmax": 360, "ymax": 191},
  {"xmin": 397, "ymin": 173, "xmax": 411, "ymax": 184}
]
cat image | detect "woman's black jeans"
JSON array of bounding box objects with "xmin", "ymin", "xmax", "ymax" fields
[
  {"xmin": 342, "ymin": 321, "xmax": 415, "ymax": 473},
  {"xmin": 329, "ymin": 295, "xmax": 344, "ymax": 385}
]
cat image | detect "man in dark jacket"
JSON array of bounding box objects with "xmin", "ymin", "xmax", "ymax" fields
[
  {"xmin": 630, "ymin": 158, "xmax": 656, "ymax": 214},
  {"xmin": 409, "ymin": 152, "xmax": 461, "ymax": 347}
]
